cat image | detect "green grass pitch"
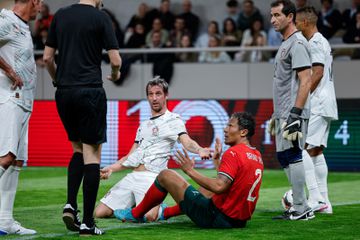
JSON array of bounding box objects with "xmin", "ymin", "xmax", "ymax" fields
[{"xmin": 2, "ymin": 167, "xmax": 360, "ymax": 239}]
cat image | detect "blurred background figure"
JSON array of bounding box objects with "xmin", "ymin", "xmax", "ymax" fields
[
  {"xmin": 168, "ymin": 16, "xmax": 189, "ymax": 47},
  {"xmin": 317, "ymin": 0, "xmax": 342, "ymax": 39},
  {"xmin": 178, "ymin": 0, "xmax": 200, "ymax": 42},
  {"xmin": 196, "ymin": 21, "xmax": 219, "ymax": 48},
  {"xmin": 176, "ymin": 34, "xmax": 198, "ymax": 62},
  {"xmin": 33, "ymin": 3, "xmax": 53, "ymax": 66},
  {"xmin": 146, "ymin": 18, "xmax": 169, "ymax": 46},
  {"xmin": 237, "ymin": 0, "xmax": 264, "ymax": 32},
  {"xmin": 198, "ymin": 35, "xmax": 231, "ymax": 63},
  {"xmin": 343, "ymin": 11, "xmax": 360, "ymax": 59},
  {"xmin": 221, "ymin": 17, "xmax": 242, "ymax": 59},
  {"xmin": 224, "ymin": 0, "xmax": 239, "ymax": 26},
  {"xmin": 125, "ymin": 2, "xmax": 149, "ymax": 42},
  {"xmin": 235, "ymin": 19, "xmax": 268, "ymax": 62},
  {"xmin": 295, "ymin": 0, "xmax": 308, "ymax": 9}
]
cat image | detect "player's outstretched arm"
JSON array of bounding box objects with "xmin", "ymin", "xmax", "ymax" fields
[
  {"xmin": 175, "ymin": 148, "xmax": 231, "ymax": 194},
  {"xmin": 100, "ymin": 143, "xmax": 138, "ymax": 179},
  {"xmin": 178, "ymin": 134, "xmax": 212, "ymax": 159}
]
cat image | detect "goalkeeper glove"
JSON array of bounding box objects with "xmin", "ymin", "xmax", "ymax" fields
[{"xmin": 282, "ymin": 107, "xmax": 303, "ymax": 141}]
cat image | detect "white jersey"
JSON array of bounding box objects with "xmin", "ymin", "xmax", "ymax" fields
[
  {"xmin": 122, "ymin": 110, "xmax": 187, "ymax": 173},
  {"xmin": 309, "ymin": 32, "xmax": 338, "ymax": 120},
  {"xmin": 0, "ymin": 9, "xmax": 37, "ymax": 111}
]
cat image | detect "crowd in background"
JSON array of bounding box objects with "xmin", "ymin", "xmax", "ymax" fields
[{"xmin": 32, "ymin": 0, "xmax": 360, "ymax": 66}]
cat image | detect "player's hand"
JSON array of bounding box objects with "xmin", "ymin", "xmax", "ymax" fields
[
  {"xmin": 282, "ymin": 107, "xmax": 303, "ymax": 141},
  {"xmin": 107, "ymin": 70, "xmax": 121, "ymax": 82},
  {"xmin": 198, "ymin": 147, "xmax": 212, "ymax": 160},
  {"xmin": 267, "ymin": 118, "xmax": 276, "ymax": 136},
  {"xmin": 213, "ymin": 137, "xmax": 222, "ymax": 160},
  {"xmin": 175, "ymin": 148, "xmax": 195, "ymax": 174},
  {"xmin": 7, "ymin": 70, "xmax": 23, "ymax": 90},
  {"xmin": 100, "ymin": 167, "xmax": 112, "ymax": 180}
]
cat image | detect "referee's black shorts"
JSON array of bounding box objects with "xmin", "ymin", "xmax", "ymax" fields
[{"xmin": 55, "ymin": 86, "xmax": 107, "ymax": 145}]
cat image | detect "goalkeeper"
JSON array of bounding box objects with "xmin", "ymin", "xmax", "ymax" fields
[{"xmin": 268, "ymin": 0, "xmax": 313, "ymax": 221}]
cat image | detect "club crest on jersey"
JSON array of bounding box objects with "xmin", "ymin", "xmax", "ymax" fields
[
  {"xmin": 280, "ymin": 48, "xmax": 287, "ymax": 58},
  {"xmin": 152, "ymin": 126, "xmax": 159, "ymax": 136}
]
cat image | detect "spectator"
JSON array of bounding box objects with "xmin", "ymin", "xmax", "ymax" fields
[
  {"xmin": 343, "ymin": 11, "xmax": 360, "ymax": 59},
  {"xmin": 168, "ymin": 16, "xmax": 189, "ymax": 47},
  {"xmin": 237, "ymin": 0, "xmax": 264, "ymax": 32},
  {"xmin": 146, "ymin": 32, "xmax": 175, "ymax": 84},
  {"xmin": 145, "ymin": 18, "xmax": 169, "ymax": 46},
  {"xmin": 196, "ymin": 21, "xmax": 220, "ymax": 48},
  {"xmin": 125, "ymin": 23, "xmax": 146, "ymax": 48},
  {"xmin": 33, "ymin": 3, "xmax": 53, "ymax": 37},
  {"xmin": 176, "ymin": 34, "xmax": 198, "ymax": 62},
  {"xmin": 342, "ymin": 0, "xmax": 360, "ymax": 29},
  {"xmin": 126, "ymin": 3, "xmax": 149, "ymax": 35},
  {"xmin": 221, "ymin": 17, "xmax": 242, "ymax": 59},
  {"xmin": 317, "ymin": 0, "xmax": 342, "ymax": 39},
  {"xmin": 224, "ymin": 0, "xmax": 240, "ymax": 26},
  {"xmin": 178, "ymin": 0, "xmax": 200, "ymax": 42},
  {"xmin": 198, "ymin": 35, "xmax": 232, "ymax": 63},
  {"xmin": 33, "ymin": 3, "xmax": 53, "ymax": 66},
  {"xmin": 158, "ymin": 0, "xmax": 175, "ymax": 31},
  {"xmin": 295, "ymin": 0, "xmax": 308, "ymax": 9},
  {"xmin": 235, "ymin": 19, "xmax": 268, "ymax": 62}
]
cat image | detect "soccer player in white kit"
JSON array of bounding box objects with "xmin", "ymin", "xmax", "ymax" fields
[
  {"xmin": 95, "ymin": 76, "xmax": 212, "ymax": 221},
  {"xmin": 0, "ymin": 0, "xmax": 41, "ymax": 235},
  {"xmin": 296, "ymin": 6, "xmax": 338, "ymax": 214}
]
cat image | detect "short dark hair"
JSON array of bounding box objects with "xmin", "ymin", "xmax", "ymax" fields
[
  {"xmin": 296, "ymin": 6, "xmax": 318, "ymax": 23},
  {"xmin": 227, "ymin": 0, "xmax": 238, "ymax": 8},
  {"xmin": 231, "ymin": 112, "xmax": 255, "ymax": 139},
  {"xmin": 146, "ymin": 76, "xmax": 169, "ymax": 96},
  {"xmin": 271, "ymin": 0, "xmax": 297, "ymax": 23}
]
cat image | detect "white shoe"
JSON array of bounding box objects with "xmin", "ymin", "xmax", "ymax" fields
[
  {"xmin": 309, "ymin": 201, "xmax": 328, "ymax": 212},
  {"xmin": 319, "ymin": 203, "xmax": 333, "ymax": 214},
  {"xmin": 0, "ymin": 221, "xmax": 37, "ymax": 235}
]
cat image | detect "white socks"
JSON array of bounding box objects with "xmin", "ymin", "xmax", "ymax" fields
[
  {"xmin": 289, "ymin": 161, "xmax": 308, "ymax": 212},
  {"xmin": 0, "ymin": 165, "xmax": 20, "ymax": 225},
  {"xmin": 313, "ymin": 154, "xmax": 330, "ymax": 204},
  {"xmin": 303, "ymin": 150, "xmax": 325, "ymax": 203}
]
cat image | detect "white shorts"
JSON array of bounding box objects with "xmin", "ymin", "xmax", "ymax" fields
[
  {"xmin": 0, "ymin": 100, "xmax": 31, "ymax": 161},
  {"xmin": 100, "ymin": 171, "xmax": 158, "ymax": 210},
  {"xmin": 306, "ymin": 114, "xmax": 331, "ymax": 149}
]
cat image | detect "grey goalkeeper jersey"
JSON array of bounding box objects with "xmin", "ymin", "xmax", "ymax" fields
[{"xmin": 273, "ymin": 31, "xmax": 311, "ymax": 119}]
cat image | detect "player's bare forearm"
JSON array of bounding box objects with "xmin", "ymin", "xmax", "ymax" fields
[
  {"xmin": 43, "ymin": 46, "xmax": 57, "ymax": 81},
  {"xmin": 179, "ymin": 134, "xmax": 204, "ymax": 155},
  {"xmin": 295, "ymin": 68, "xmax": 311, "ymax": 109},
  {"xmin": 107, "ymin": 49, "xmax": 122, "ymax": 81},
  {"xmin": 310, "ymin": 65, "xmax": 324, "ymax": 93},
  {"xmin": 185, "ymin": 168, "xmax": 230, "ymax": 194},
  {"xmin": 0, "ymin": 56, "xmax": 12, "ymax": 74}
]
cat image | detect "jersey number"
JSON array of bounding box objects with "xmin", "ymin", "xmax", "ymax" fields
[
  {"xmin": 334, "ymin": 120, "xmax": 350, "ymax": 145},
  {"xmin": 247, "ymin": 169, "xmax": 262, "ymax": 202}
]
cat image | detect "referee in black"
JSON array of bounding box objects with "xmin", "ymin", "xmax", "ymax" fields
[{"xmin": 43, "ymin": 0, "xmax": 121, "ymax": 236}]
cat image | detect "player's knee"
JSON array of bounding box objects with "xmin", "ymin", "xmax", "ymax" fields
[
  {"xmin": 157, "ymin": 169, "xmax": 176, "ymax": 184},
  {"xmin": 94, "ymin": 205, "xmax": 112, "ymax": 218}
]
